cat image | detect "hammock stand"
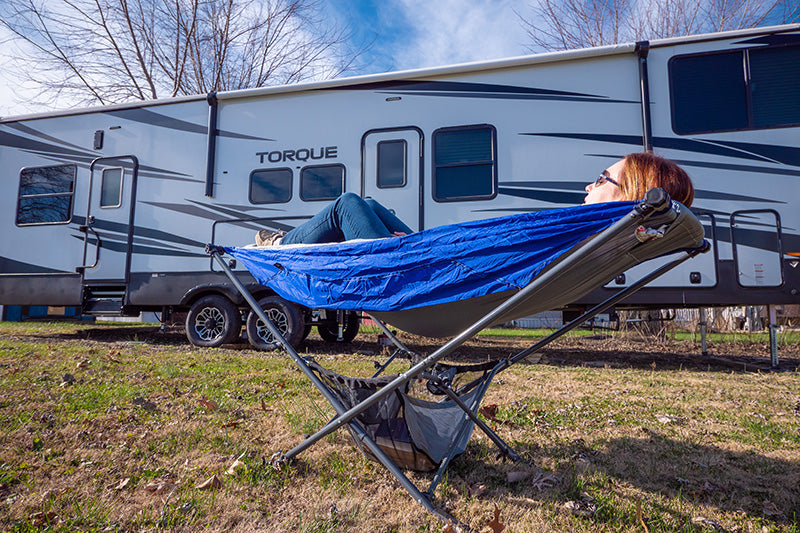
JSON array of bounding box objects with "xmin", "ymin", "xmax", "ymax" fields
[{"xmin": 206, "ymin": 188, "xmax": 709, "ymax": 524}]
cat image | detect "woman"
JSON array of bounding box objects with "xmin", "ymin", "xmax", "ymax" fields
[{"xmin": 256, "ymin": 152, "xmax": 694, "ymax": 246}]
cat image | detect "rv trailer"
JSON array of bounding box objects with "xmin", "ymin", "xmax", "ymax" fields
[{"xmin": 1, "ymin": 24, "xmax": 798, "ymax": 348}]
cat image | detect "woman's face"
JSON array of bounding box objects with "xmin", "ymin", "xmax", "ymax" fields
[{"xmin": 583, "ymin": 159, "xmax": 626, "ymax": 204}]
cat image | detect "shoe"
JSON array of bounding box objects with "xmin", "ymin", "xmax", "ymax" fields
[{"xmin": 255, "ymin": 229, "xmax": 286, "ymax": 246}]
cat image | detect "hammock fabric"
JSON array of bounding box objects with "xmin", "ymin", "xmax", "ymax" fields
[{"xmin": 224, "ymin": 201, "xmax": 636, "ymax": 312}]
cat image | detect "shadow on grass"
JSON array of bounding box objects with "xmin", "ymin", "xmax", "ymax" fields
[{"xmin": 449, "ymin": 432, "xmax": 799, "ymax": 528}]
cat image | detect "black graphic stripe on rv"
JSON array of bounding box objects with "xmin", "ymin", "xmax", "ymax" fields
[
  {"xmin": 0, "ymin": 130, "xmax": 94, "ymax": 158},
  {"xmin": 335, "ymin": 80, "xmax": 637, "ymax": 104},
  {"xmin": 80, "ymin": 236, "xmax": 207, "ymax": 258},
  {"xmin": 75, "ymin": 216, "xmax": 205, "ymax": 249},
  {"xmin": 0, "ymin": 256, "xmax": 71, "ymax": 274},
  {"xmin": 7, "ymin": 123, "xmax": 89, "ymax": 152},
  {"xmin": 106, "ymin": 109, "xmax": 274, "ymax": 141},
  {"xmin": 525, "ymin": 132, "xmax": 800, "ymax": 167},
  {"xmin": 0, "ymin": 129, "xmax": 198, "ymax": 182},
  {"xmin": 735, "ymin": 34, "xmax": 800, "ymax": 47},
  {"xmin": 142, "ymin": 201, "xmax": 305, "ymax": 233}
]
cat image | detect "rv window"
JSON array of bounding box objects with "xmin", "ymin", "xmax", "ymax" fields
[
  {"xmin": 300, "ymin": 165, "xmax": 344, "ymax": 201},
  {"xmin": 433, "ymin": 125, "xmax": 496, "ymax": 201},
  {"xmin": 749, "ymin": 46, "xmax": 800, "ymax": 128},
  {"xmin": 16, "ymin": 164, "xmax": 76, "ymax": 225},
  {"xmin": 377, "ymin": 140, "xmax": 407, "ymax": 188},
  {"xmin": 670, "ymin": 45, "xmax": 800, "ymax": 134},
  {"xmin": 100, "ymin": 167, "xmax": 124, "ymax": 208},
  {"xmin": 250, "ymin": 168, "xmax": 292, "ymax": 204}
]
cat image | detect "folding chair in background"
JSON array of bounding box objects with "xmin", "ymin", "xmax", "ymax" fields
[{"xmin": 206, "ymin": 188, "xmax": 709, "ymax": 524}]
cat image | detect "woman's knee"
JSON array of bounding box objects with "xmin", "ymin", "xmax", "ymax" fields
[{"xmin": 336, "ymin": 192, "xmax": 368, "ymax": 211}]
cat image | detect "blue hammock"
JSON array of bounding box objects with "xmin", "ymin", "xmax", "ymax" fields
[{"xmin": 224, "ymin": 201, "xmax": 637, "ymax": 312}]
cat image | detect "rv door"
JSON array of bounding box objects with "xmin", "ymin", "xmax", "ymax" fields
[
  {"xmin": 79, "ymin": 156, "xmax": 139, "ymax": 283},
  {"xmin": 361, "ymin": 128, "xmax": 423, "ymax": 231}
]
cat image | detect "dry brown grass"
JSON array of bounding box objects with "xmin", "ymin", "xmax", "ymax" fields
[{"xmin": 0, "ymin": 321, "xmax": 798, "ymax": 532}]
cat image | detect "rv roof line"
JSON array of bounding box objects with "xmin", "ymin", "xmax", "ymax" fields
[{"xmin": 1, "ymin": 23, "xmax": 798, "ymax": 123}]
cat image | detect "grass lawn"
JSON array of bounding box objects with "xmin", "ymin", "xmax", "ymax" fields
[{"xmin": 0, "ymin": 320, "xmax": 798, "ymax": 532}]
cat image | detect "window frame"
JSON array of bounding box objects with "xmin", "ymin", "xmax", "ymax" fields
[
  {"xmin": 668, "ymin": 44, "xmax": 800, "ymax": 135},
  {"xmin": 299, "ymin": 163, "xmax": 346, "ymax": 202},
  {"xmin": 376, "ymin": 139, "xmax": 408, "ymax": 189},
  {"xmin": 15, "ymin": 163, "xmax": 77, "ymax": 226},
  {"xmin": 432, "ymin": 124, "xmax": 498, "ymax": 203},
  {"xmin": 249, "ymin": 167, "xmax": 294, "ymax": 205},
  {"xmin": 99, "ymin": 166, "xmax": 125, "ymax": 209}
]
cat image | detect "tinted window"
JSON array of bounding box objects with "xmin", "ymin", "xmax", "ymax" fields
[
  {"xmin": 433, "ymin": 125, "xmax": 496, "ymax": 201},
  {"xmin": 301, "ymin": 165, "xmax": 344, "ymax": 201},
  {"xmin": 670, "ymin": 46, "xmax": 800, "ymax": 134},
  {"xmin": 100, "ymin": 167, "xmax": 123, "ymax": 208},
  {"xmin": 377, "ymin": 140, "xmax": 407, "ymax": 188},
  {"xmin": 250, "ymin": 168, "xmax": 292, "ymax": 204},
  {"xmin": 16, "ymin": 165, "xmax": 76, "ymax": 225},
  {"xmin": 750, "ymin": 46, "xmax": 800, "ymax": 128}
]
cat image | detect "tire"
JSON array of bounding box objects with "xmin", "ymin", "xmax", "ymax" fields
[
  {"xmin": 317, "ymin": 311, "xmax": 360, "ymax": 343},
  {"xmin": 185, "ymin": 295, "xmax": 241, "ymax": 347},
  {"xmin": 246, "ymin": 295, "xmax": 305, "ymax": 350}
]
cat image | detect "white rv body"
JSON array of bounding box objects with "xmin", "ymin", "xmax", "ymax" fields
[{"xmin": 1, "ymin": 24, "xmax": 798, "ymax": 342}]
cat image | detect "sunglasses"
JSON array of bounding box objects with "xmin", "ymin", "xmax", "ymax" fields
[{"xmin": 594, "ymin": 174, "xmax": 620, "ymax": 187}]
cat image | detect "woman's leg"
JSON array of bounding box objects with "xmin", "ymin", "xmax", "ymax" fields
[
  {"xmin": 364, "ymin": 198, "xmax": 413, "ymax": 235},
  {"xmin": 280, "ymin": 192, "xmax": 395, "ymax": 245}
]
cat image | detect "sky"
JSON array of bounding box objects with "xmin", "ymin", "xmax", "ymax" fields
[{"xmin": 0, "ymin": 0, "xmax": 530, "ymax": 118}]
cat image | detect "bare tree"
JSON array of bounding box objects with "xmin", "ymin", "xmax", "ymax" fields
[
  {"xmin": 0, "ymin": 0, "xmax": 362, "ymax": 107},
  {"xmin": 519, "ymin": 0, "xmax": 800, "ymax": 51}
]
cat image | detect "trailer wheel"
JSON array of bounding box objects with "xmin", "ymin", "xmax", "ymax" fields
[
  {"xmin": 246, "ymin": 296, "xmax": 305, "ymax": 350},
  {"xmin": 185, "ymin": 295, "xmax": 241, "ymax": 347},
  {"xmin": 317, "ymin": 311, "xmax": 360, "ymax": 343}
]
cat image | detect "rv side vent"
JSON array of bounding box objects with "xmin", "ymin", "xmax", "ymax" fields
[{"xmin": 94, "ymin": 130, "xmax": 104, "ymax": 150}]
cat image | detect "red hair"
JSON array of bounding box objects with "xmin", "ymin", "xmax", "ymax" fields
[{"xmin": 618, "ymin": 153, "xmax": 694, "ymax": 207}]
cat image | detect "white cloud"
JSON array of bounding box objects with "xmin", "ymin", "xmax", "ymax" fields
[{"xmin": 390, "ymin": 0, "xmax": 529, "ymax": 71}]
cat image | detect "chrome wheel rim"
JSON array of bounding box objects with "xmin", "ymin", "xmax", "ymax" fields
[
  {"xmin": 256, "ymin": 307, "xmax": 288, "ymax": 344},
  {"xmin": 194, "ymin": 306, "xmax": 225, "ymax": 341}
]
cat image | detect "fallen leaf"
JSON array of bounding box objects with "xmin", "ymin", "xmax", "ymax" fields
[
  {"xmin": 29, "ymin": 511, "xmax": 57, "ymax": 526},
  {"xmin": 488, "ymin": 504, "xmax": 505, "ymax": 533},
  {"xmin": 199, "ymin": 398, "xmax": 219, "ymax": 411},
  {"xmin": 226, "ymin": 453, "xmax": 247, "ymax": 475},
  {"xmin": 144, "ymin": 480, "xmax": 176, "ymax": 494},
  {"xmin": 564, "ymin": 500, "xmax": 597, "ymax": 517},
  {"xmin": 132, "ymin": 397, "xmax": 157, "ymax": 412},
  {"xmin": 221, "ymin": 420, "xmax": 240, "ymax": 429},
  {"xmin": 530, "ymin": 472, "xmax": 559, "ymax": 491},
  {"xmin": 691, "ymin": 516, "xmax": 724, "ymax": 531},
  {"xmin": 196, "ymin": 474, "xmax": 222, "ymax": 490},
  {"xmin": 114, "ymin": 477, "xmax": 131, "ymax": 490},
  {"xmin": 479, "ymin": 404, "xmax": 499, "ymax": 420},
  {"xmin": 471, "ymin": 483, "xmax": 488, "ymax": 497},
  {"xmin": 76, "ymin": 359, "xmax": 91, "ymax": 369},
  {"xmin": 655, "ymin": 414, "xmax": 679, "ymax": 424},
  {"xmin": 260, "ymin": 399, "xmax": 268, "ymax": 412}
]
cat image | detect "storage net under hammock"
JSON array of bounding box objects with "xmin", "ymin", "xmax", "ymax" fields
[{"xmin": 304, "ymin": 358, "xmax": 498, "ymax": 472}]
